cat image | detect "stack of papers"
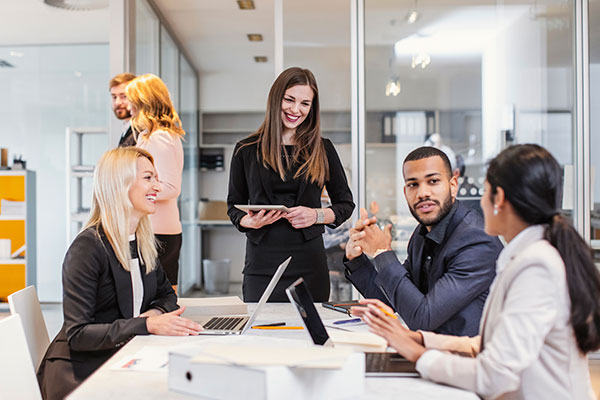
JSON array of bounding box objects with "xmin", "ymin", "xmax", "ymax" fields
[
  {"xmin": 328, "ymin": 330, "xmax": 388, "ymax": 352},
  {"xmin": 1, "ymin": 199, "xmax": 25, "ymax": 215},
  {"xmin": 190, "ymin": 343, "xmax": 353, "ymax": 369}
]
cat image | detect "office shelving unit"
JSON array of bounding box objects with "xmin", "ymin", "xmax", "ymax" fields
[
  {"xmin": 65, "ymin": 127, "xmax": 108, "ymax": 244},
  {"xmin": 0, "ymin": 170, "xmax": 36, "ymax": 300}
]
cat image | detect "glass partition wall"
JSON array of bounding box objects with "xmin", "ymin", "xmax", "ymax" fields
[
  {"xmin": 589, "ymin": 0, "xmax": 600, "ymax": 258},
  {"xmin": 283, "ymin": 0, "xmax": 353, "ymax": 300},
  {"xmin": 133, "ymin": 0, "xmax": 200, "ymax": 293},
  {"xmin": 363, "ymin": 0, "xmax": 576, "ymax": 260},
  {"xmin": 126, "ymin": 0, "xmax": 593, "ymax": 296}
]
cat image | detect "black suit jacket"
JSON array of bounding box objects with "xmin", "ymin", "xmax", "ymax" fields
[
  {"xmin": 37, "ymin": 227, "xmax": 177, "ymax": 400},
  {"xmin": 227, "ymin": 138, "xmax": 354, "ymax": 245},
  {"xmin": 118, "ymin": 125, "xmax": 136, "ymax": 147},
  {"xmin": 345, "ymin": 201, "xmax": 503, "ymax": 337}
]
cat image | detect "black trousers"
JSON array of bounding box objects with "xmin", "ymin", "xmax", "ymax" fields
[
  {"xmin": 155, "ymin": 233, "xmax": 182, "ymax": 285},
  {"xmin": 243, "ymin": 267, "xmax": 330, "ymax": 302}
]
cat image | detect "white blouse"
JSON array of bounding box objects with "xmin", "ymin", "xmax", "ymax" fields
[
  {"xmin": 129, "ymin": 234, "xmax": 144, "ymax": 318},
  {"xmin": 415, "ymin": 225, "xmax": 594, "ymax": 400}
]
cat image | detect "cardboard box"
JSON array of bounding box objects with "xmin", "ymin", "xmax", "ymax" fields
[{"xmin": 198, "ymin": 200, "xmax": 229, "ymax": 221}]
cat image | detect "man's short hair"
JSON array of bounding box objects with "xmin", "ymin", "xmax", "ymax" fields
[
  {"xmin": 403, "ymin": 146, "xmax": 453, "ymax": 178},
  {"xmin": 109, "ymin": 73, "xmax": 136, "ymax": 89}
]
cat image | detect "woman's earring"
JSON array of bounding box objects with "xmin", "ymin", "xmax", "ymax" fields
[{"xmin": 493, "ymin": 206, "xmax": 499, "ymax": 216}]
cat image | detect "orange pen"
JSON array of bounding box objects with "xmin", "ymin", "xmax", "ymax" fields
[
  {"xmin": 250, "ymin": 326, "xmax": 304, "ymax": 330},
  {"xmin": 379, "ymin": 307, "xmax": 398, "ymax": 320}
]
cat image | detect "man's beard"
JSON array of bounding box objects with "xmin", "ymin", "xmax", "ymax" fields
[
  {"xmin": 409, "ymin": 191, "xmax": 453, "ymax": 227},
  {"xmin": 114, "ymin": 107, "xmax": 131, "ymax": 120}
]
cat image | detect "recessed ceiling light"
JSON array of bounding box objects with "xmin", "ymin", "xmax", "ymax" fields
[
  {"xmin": 237, "ymin": 0, "xmax": 255, "ymax": 10},
  {"xmin": 247, "ymin": 34, "xmax": 263, "ymax": 42},
  {"xmin": 254, "ymin": 56, "xmax": 268, "ymax": 63}
]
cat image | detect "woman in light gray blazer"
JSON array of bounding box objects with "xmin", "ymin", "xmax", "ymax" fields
[{"xmin": 353, "ymin": 144, "xmax": 600, "ymax": 400}]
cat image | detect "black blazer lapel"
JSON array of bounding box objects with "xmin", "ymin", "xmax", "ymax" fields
[{"xmin": 102, "ymin": 234, "xmax": 134, "ymax": 318}]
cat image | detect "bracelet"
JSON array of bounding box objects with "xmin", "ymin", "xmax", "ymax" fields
[{"xmin": 315, "ymin": 208, "xmax": 325, "ymax": 224}]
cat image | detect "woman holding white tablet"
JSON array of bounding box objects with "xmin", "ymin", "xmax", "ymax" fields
[{"xmin": 227, "ymin": 67, "xmax": 354, "ymax": 302}]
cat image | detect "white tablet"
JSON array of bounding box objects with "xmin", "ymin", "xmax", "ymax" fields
[{"xmin": 234, "ymin": 204, "xmax": 291, "ymax": 213}]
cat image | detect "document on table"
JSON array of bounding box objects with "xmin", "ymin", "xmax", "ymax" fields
[{"xmin": 109, "ymin": 346, "xmax": 171, "ymax": 372}]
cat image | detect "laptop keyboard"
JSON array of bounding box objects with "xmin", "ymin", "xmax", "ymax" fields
[
  {"xmin": 366, "ymin": 352, "xmax": 389, "ymax": 372},
  {"xmin": 203, "ymin": 316, "xmax": 245, "ymax": 331}
]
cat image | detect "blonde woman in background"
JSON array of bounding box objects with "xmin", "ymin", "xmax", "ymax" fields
[
  {"xmin": 37, "ymin": 147, "xmax": 201, "ymax": 400},
  {"xmin": 126, "ymin": 74, "xmax": 185, "ymax": 292}
]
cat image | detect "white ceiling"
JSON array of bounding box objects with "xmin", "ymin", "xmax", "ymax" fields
[
  {"xmin": 0, "ymin": 0, "xmax": 108, "ymax": 45},
  {"xmin": 0, "ymin": 0, "xmax": 596, "ymax": 71}
]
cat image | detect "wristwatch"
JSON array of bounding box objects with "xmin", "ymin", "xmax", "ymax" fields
[
  {"xmin": 315, "ymin": 208, "xmax": 325, "ymax": 224},
  {"xmin": 374, "ymin": 248, "xmax": 391, "ymax": 258}
]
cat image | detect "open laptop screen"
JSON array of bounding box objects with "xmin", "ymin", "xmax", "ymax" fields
[{"xmin": 286, "ymin": 278, "xmax": 331, "ymax": 346}]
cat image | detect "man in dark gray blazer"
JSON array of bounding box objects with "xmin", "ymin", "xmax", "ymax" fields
[{"xmin": 345, "ymin": 146, "xmax": 502, "ymax": 337}]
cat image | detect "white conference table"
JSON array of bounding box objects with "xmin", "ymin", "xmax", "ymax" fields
[{"xmin": 68, "ymin": 303, "xmax": 478, "ymax": 400}]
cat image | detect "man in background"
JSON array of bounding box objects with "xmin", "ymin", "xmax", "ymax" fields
[{"xmin": 109, "ymin": 73, "xmax": 136, "ymax": 147}]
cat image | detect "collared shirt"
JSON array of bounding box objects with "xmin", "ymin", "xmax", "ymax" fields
[
  {"xmin": 414, "ymin": 201, "xmax": 458, "ymax": 293},
  {"xmin": 415, "ymin": 225, "xmax": 593, "ymax": 400}
]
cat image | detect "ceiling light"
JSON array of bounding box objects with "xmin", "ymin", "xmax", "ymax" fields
[
  {"xmin": 247, "ymin": 34, "xmax": 263, "ymax": 42},
  {"xmin": 254, "ymin": 56, "xmax": 268, "ymax": 63},
  {"xmin": 406, "ymin": 0, "xmax": 419, "ymax": 24},
  {"xmin": 9, "ymin": 51, "xmax": 24, "ymax": 58},
  {"xmin": 411, "ymin": 53, "xmax": 431, "ymax": 69},
  {"xmin": 41, "ymin": 0, "xmax": 108, "ymax": 10},
  {"xmin": 385, "ymin": 78, "xmax": 401, "ymax": 97},
  {"xmin": 237, "ymin": 0, "xmax": 255, "ymax": 10},
  {"xmin": 406, "ymin": 10, "xmax": 419, "ymax": 24}
]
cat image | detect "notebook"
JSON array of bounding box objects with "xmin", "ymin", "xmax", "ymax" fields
[
  {"xmin": 191, "ymin": 256, "xmax": 291, "ymax": 335},
  {"xmin": 286, "ymin": 277, "xmax": 419, "ymax": 377}
]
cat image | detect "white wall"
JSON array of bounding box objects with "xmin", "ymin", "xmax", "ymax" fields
[{"xmin": 0, "ymin": 44, "xmax": 109, "ymax": 302}]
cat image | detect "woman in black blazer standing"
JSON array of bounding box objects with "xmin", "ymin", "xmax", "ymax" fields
[
  {"xmin": 37, "ymin": 147, "xmax": 201, "ymax": 400},
  {"xmin": 227, "ymin": 67, "xmax": 354, "ymax": 302}
]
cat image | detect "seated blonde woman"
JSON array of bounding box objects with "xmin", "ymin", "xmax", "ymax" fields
[{"xmin": 37, "ymin": 147, "xmax": 201, "ymax": 400}]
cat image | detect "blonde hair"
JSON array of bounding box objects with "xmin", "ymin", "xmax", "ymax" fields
[
  {"xmin": 125, "ymin": 73, "xmax": 185, "ymax": 141},
  {"xmin": 84, "ymin": 147, "xmax": 158, "ymax": 274}
]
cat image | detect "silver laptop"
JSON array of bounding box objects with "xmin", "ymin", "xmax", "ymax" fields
[{"xmin": 192, "ymin": 256, "xmax": 291, "ymax": 335}]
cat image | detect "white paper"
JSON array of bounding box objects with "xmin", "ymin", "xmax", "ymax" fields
[
  {"xmin": 189, "ymin": 342, "xmax": 352, "ymax": 369},
  {"xmin": 109, "ymin": 346, "xmax": 170, "ymax": 372}
]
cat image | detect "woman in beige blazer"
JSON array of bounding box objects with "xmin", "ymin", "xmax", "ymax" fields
[
  {"xmin": 353, "ymin": 144, "xmax": 600, "ymax": 400},
  {"xmin": 126, "ymin": 74, "xmax": 185, "ymax": 292}
]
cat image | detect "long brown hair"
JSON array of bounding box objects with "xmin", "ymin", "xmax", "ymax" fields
[
  {"xmin": 126, "ymin": 74, "xmax": 185, "ymax": 140},
  {"xmin": 240, "ymin": 67, "xmax": 329, "ymax": 186}
]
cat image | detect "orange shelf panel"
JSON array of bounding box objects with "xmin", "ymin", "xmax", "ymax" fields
[
  {"xmin": 0, "ymin": 220, "xmax": 25, "ymax": 254},
  {"xmin": 0, "ymin": 175, "xmax": 25, "ymax": 208},
  {"xmin": 0, "ymin": 264, "xmax": 25, "ymax": 300}
]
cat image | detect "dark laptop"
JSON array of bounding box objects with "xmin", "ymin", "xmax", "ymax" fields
[{"xmin": 286, "ymin": 277, "xmax": 419, "ymax": 377}]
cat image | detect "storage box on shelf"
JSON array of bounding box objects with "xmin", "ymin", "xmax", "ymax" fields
[{"xmin": 0, "ymin": 170, "xmax": 36, "ymax": 300}]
